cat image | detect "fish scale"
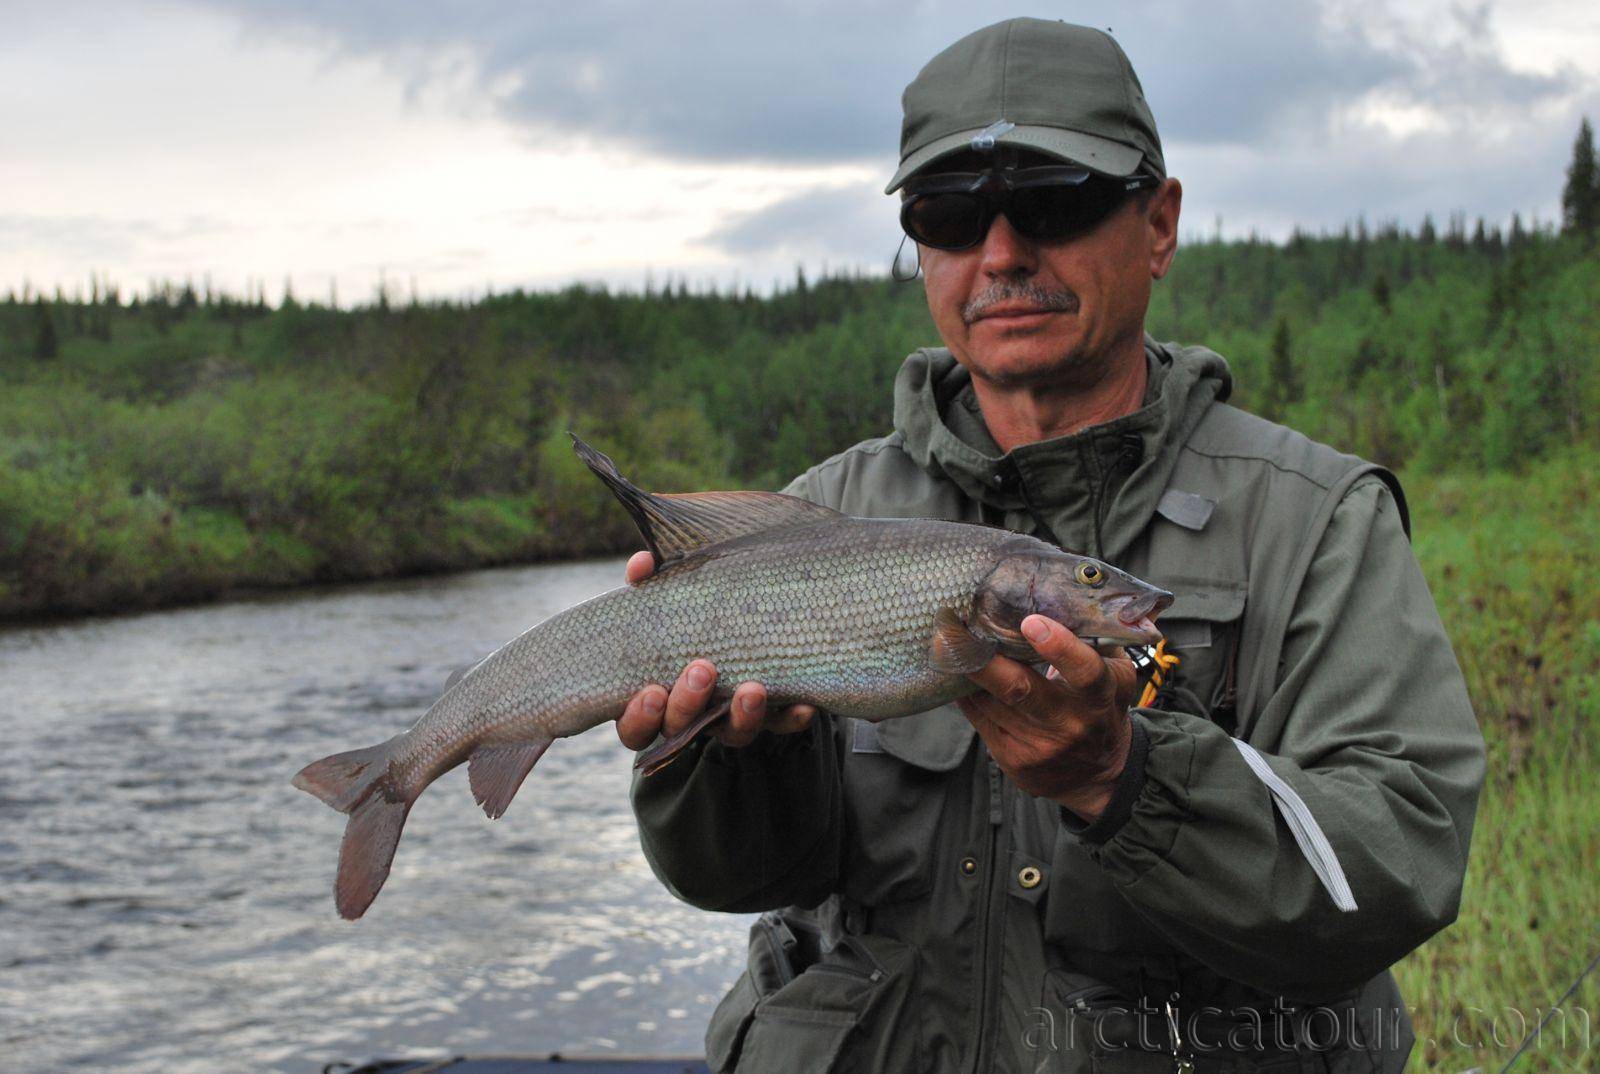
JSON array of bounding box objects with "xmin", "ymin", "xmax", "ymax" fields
[{"xmin": 290, "ymin": 439, "xmax": 1172, "ymax": 919}]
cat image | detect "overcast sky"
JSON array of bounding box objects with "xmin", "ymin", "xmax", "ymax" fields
[{"xmin": 5, "ymin": 0, "xmax": 1598, "ymax": 304}]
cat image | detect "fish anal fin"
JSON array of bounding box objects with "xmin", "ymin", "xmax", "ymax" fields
[
  {"xmin": 929, "ymin": 608, "xmax": 998, "ymax": 675},
  {"xmin": 570, "ymin": 435, "xmax": 842, "ymax": 566},
  {"xmin": 634, "ymin": 699, "xmax": 733, "ymax": 777},
  {"xmin": 468, "ymin": 739, "xmax": 553, "ymax": 820}
]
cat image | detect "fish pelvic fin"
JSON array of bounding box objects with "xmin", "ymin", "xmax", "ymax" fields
[
  {"xmin": 568, "ymin": 434, "xmax": 843, "ymax": 568},
  {"xmin": 468, "ymin": 737, "xmax": 553, "ymax": 820},
  {"xmin": 291, "ymin": 735, "xmax": 414, "ymax": 919}
]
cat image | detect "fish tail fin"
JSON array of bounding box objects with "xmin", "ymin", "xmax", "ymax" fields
[
  {"xmin": 291, "ymin": 735, "xmax": 415, "ymax": 919},
  {"xmin": 335, "ymin": 790, "xmax": 412, "ymax": 920},
  {"xmin": 291, "ymin": 737, "xmax": 400, "ymax": 813}
]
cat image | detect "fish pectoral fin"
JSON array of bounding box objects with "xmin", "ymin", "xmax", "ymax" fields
[
  {"xmin": 633, "ymin": 698, "xmax": 733, "ymax": 777},
  {"xmin": 929, "ymin": 609, "xmax": 999, "ymax": 675},
  {"xmin": 570, "ymin": 435, "xmax": 843, "ymax": 568},
  {"xmin": 468, "ymin": 739, "xmax": 553, "ymax": 820}
]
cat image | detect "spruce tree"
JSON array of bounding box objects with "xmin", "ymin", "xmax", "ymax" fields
[
  {"xmin": 1561, "ymin": 116, "xmax": 1599, "ymax": 242},
  {"xmin": 1263, "ymin": 315, "xmax": 1298, "ymax": 420},
  {"xmin": 32, "ymin": 298, "xmax": 57, "ymax": 359}
]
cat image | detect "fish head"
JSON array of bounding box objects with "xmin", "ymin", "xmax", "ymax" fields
[{"xmin": 972, "ymin": 539, "xmax": 1174, "ymax": 653}]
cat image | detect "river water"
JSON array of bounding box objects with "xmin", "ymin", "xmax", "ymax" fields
[{"xmin": 0, "ymin": 560, "xmax": 754, "ymax": 1073}]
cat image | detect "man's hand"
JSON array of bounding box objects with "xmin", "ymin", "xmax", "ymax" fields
[
  {"xmin": 958, "ymin": 614, "xmax": 1139, "ymax": 821},
  {"xmin": 614, "ymin": 550, "xmax": 818, "ymax": 752}
]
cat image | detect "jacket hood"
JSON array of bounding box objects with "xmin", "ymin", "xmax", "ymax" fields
[{"xmin": 893, "ymin": 336, "xmax": 1231, "ymax": 560}]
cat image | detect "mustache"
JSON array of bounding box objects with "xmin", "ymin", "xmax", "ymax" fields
[{"xmin": 961, "ymin": 280, "xmax": 1078, "ymax": 324}]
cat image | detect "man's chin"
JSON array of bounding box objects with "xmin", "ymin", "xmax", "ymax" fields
[{"xmin": 961, "ymin": 344, "xmax": 1092, "ymax": 390}]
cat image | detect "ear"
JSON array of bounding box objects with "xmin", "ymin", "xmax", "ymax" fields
[{"xmin": 1147, "ymin": 178, "xmax": 1183, "ymax": 280}]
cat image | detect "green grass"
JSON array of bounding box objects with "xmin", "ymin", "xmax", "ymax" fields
[{"xmin": 1395, "ymin": 449, "xmax": 1600, "ymax": 1073}]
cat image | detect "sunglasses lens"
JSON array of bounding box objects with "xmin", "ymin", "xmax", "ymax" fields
[
  {"xmin": 1009, "ymin": 184, "xmax": 1118, "ymax": 243},
  {"xmin": 901, "ymin": 175, "xmax": 1139, "ymax": 249},
  {"xmin": 903, "ymin": 193, "xmax": 987, "ymax": 249}
]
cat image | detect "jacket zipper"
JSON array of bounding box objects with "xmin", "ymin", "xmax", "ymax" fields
[
  {"xmin": 759, "ymin": 916, "xmax": 796, "ymax": 987},
  {"xmin": 806, "ymin": 962, "xmax": 885, "ymax": 983},
  {"xmin": 971, "ymin": 757, "xmax": 1007, "ymax": 1074}
]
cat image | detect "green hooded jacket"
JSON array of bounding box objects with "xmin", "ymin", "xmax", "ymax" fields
[{"xmin": 632, "ymin": 339, "xmax": 1484, "ymax": 1074}]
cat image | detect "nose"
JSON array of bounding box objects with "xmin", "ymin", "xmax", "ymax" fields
[{"xmin": 977, "ymin": 212, "xmax": 1039, "ymax": 278}]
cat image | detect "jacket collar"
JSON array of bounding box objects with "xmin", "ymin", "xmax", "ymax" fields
[{"xmin": 893, "ymin": 336, "xmax": 1231, "ymax": 561}]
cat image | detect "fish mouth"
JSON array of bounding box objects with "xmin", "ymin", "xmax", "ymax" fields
[{"xmin": 1107, "ymin": 589, "xmax": 1175, "ymax": 644}]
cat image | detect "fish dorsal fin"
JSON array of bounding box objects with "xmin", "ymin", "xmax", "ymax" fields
[{"xmin": 571, "ymin": 435, "xmax": 843, "ymax": 567}]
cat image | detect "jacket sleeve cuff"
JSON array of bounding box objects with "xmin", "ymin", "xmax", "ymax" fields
[{"xmin": 1060, "ymin": 714, "xmax": 1151, "ymax": 845}]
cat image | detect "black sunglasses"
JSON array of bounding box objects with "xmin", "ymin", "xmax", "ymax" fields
[{"xmin": 899, "ymin": 166, "xmax": 1160, "ymax": 251}]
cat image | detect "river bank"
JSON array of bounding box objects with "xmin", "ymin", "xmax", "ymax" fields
[{"xmin": 1, "ymin": 494, "xmax": 636, "ymax": 624}]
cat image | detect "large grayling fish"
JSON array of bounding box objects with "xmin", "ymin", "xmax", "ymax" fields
[{"xmin": 293, "ymin": 438, "xmax": 1173, "ymax": 919}]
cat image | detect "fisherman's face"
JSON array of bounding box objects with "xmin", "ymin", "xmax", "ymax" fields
[{"xmin": 914, "ymin": 151, "xmax": 1182, "ymax": 392}]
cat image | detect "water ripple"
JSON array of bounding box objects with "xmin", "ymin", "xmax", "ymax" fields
[{"xmin": 0, "ymin": 558, "xmax": 751, "ymax": 1073}]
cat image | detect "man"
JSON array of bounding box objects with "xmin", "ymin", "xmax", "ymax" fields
[{"xmin": 616, "ymin": 18, "xmax": 1483, "ymax": 1073}]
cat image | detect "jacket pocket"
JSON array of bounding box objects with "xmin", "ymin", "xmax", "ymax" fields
[
  {"xmin": 1032, "ymin": 969, "xmax": 1154, "ymax": 1074},
  {"xmin": 836, "ymin": 706, "xmax": 971, "ymax": 906},
  {"xmin": 707, "ymin": 914, "xmax": 920, "ymax": 1074},
  {"xmin": 1139, "ymin": 580, "xmax": 1246, "ymax": 724}
]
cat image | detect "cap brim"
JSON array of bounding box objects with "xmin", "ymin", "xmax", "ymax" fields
[{"xmin": 884, "ymin": 124, "xmax": 1146, "ymax": 193}]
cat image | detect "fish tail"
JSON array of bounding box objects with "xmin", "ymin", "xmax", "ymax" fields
[
  {"xmin": 291, "ymin": 735, "xmax": 415, "ymax": 919},
  {"xmin": 334, "ymin": 789, "xmax": 412, "ymax": 920}
]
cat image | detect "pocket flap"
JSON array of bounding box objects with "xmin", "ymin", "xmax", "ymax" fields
[
  {"xmin": 705, "ymin": 971, "xmax": 761, "ymax": 1072},
  {"xmin": 872, "ymin": 703, "xmax": 974, "ymax": 772},
  {"xmin": 1148, "ymin": 580, "xmax": 1245, "ymax": 623},
  {"xmin": 735, "ymin": 1006, "xmax": 859, "ymax": 1072}
]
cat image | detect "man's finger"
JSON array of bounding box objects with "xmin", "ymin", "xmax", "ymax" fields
[
  {"xmin": 766, "ymin": 704, "xmax": 818, "ymax": 735},
  {"xmin": 716, "ymin": 682, "xmax": 767, "ymax": 747},
  {"xmin": 664, "ymin": 659, "xmax": 718, "ymax": 736},
  {"xmin": 1019, "ymin": 614, "xmax": 1104, "ymax": 690},
  {"xmin": 625, "ymin": 550, "xmax": 656, "ymax": 586},
  {"xmin": 965, "ymin": 653, "xmax": 1049, "ymax": 718},
  {"xmin": 616, "ymin": 685, "xmax": 667, "ymax": 750}
]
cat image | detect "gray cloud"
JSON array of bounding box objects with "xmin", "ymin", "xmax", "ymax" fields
[
  {"xmin": 701, "ymin": 183, "xmax": 895, "ymax": 265},
  {"xmin": 203, "ymin": 0, "xmax": 1580, "ymax": 168}
]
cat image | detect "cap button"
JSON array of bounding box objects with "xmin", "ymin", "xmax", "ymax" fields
[{"xmin": 960, "ymin": 856, "xmax": 979, "ymax": 876}]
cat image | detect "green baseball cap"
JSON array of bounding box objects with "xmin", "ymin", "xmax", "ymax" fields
[{"xmin": 886, "ymin": 18, "xmax": 1166, "ymax": 193}]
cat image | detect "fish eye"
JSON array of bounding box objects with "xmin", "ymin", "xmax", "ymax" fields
[{"xmin": 1075, "ymin": 562, "xmax": 1105, "ymax": 587}]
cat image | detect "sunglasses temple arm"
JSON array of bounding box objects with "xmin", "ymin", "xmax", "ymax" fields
[{"xmin": 891, "ymin": 233, "xmax": 922, "ymax": 281}]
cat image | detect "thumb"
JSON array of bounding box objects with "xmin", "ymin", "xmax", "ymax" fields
[
  {"xmin": 625, "ymin": 550, "xmax": 656, "ymax": 586},
  {"xmin": 1021, "ymin": 614, "xmax": 1104, "ymax": 690}
]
